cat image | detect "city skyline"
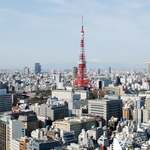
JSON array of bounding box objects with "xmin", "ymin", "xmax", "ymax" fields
[{"xmin": 1, "ymin": 0, "xmax": 150, "ymax": 69}]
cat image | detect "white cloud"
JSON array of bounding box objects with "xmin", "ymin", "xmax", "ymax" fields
[{"xmin": 37, "ymin": 0, "xmax": 66, "ymax": 4}]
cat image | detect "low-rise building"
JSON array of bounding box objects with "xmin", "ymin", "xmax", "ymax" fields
[
  {"xmin": 30, "ymin": 99, "xmax": 68, "ymax": 121},
  {"xmin": 52, "ymin": 116, "xmax": 95, "ymax": 137},
  {"xmin": 26, "ymin": 138, "xmax": 60, "ymax": 150},
  {"xmin": 87, "ymin": 126, "xmax": 109, "ymax": 141}
]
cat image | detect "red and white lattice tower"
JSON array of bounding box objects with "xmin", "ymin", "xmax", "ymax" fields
[{"xmin": 72, "ymin": 16, "xmax": 93, "ymax": 89}]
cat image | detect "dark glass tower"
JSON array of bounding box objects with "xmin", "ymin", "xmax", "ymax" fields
[{"xmin": 35, "ymin": 63, "xmax": 41, "ymax": 74}]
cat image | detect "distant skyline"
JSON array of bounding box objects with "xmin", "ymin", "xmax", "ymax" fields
[{"xmin": 0, "ymin": 0, "xmax": 150, "ymax": 69}]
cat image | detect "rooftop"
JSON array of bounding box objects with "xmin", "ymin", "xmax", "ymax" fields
[{"xmin": 54, "ymin": 116, "xmax": 95, "ymax": 125}]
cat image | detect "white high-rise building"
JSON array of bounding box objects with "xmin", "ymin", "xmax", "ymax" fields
[
  {"xmin": 56, "ymin": 73, "xmax": 61, "ymax": 83},
  {"xmin": 143, "ymin": 109, "xmax": 150, "ymax": 123},
  {"xmin": 0, "ymin": 115, "xmax": 22, "ymax": 150},
  {"xmin": 24, "ymin": 67, "xmax": 30, "ymax": 75}
]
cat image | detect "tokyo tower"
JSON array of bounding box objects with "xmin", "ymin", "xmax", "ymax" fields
[{"xmin": 72, "ymin": 16, "xmax": 93, "ymax": 89}]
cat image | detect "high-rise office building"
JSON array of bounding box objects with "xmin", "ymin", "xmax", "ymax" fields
[
  {"xmin": 18, "ymin": 114, "xmax": 39, "ymax": 137},
  {"xmin": 0, "ymin": 115, "xmax": 22, "ymax": 150},
  {"xmin": 114, "ymin": 76, "xmax": 121, "ymax": 86},
  {"xmin": 143, "ymin": 109, "xmax": 150, "ymax": 123},
  {"xmin": 72, "ymin": 67, "xmax": 78, "ymax": 80},
  {"xmin": 97, "ymin": 68, "xmax": 100, "ymax": 75},
  {"xmin": 35, "ymin": 63, "xmax": 41, "ymax": 74},
  {"xmin": 12, "ymin": 94, "xmax": 17, "ymax": 106},
  {"xmin": 108, "ymin": 67, "xmax": 111, "ymax": 74},
  {"xmin": 145, "ymin": 98, "xmax": 150, "ymax": 109},
  {"xmin": 0, "ymin": 89, "xmax": 12, "ymax": 112},
  {"xmin": 148, "ymin": 62, "xmax": 150, "ymax": 73},
  {"xmin": 30, "ymin": 102, "xmax": 68, "ymax": 121},
  {"xmin": 0, "ymin": 82, "xmax": 9, "ymax": 92},
  {"xmin": 98, "ymin": 79, "xmax": 112, "ymax": 89},
  {"xmin": 56, "ymin": 72, "xmax": 61, "ymax": 83},
  {"xmin": 88, "ymin": 96, "xmax": 122, "ymax": 124},
  {"xmin": 123, "ymin": 108, "xmax": 131, "ymax": 120},
  {"xmin": 24, "ymin": 67, "xmax": 29, "ymax": 75},
  {"xmin": 133, "ymin": 108, "xmax": 143, "ymax": 124}
]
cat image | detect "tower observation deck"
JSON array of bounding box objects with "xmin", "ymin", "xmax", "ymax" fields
[{"xmin": 72, "ymin": 17, "xmax": 93, "ymax": 90}]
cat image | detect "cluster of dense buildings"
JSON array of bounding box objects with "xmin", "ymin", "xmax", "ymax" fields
[
  {"xmin": 3, "ymin": 15, "xmax": 150, "ymax": 149},
  {"xmin": 1, "ymin": 67, "xmax": 150, "ymax": 149},
  {"xmin": 1, "ymin": 64, "xmax": 150, "ymax": 96},
  {"xmin": 1, "ymin": 27, "xmax": 150, "ymax": 149}
]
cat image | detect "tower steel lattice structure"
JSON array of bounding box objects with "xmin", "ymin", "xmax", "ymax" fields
[{"xmin": 72, "ymin": 17, "xmax": 93, "ymax": 89}]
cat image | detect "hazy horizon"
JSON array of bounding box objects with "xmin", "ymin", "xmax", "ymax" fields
[
  {"xmin": 0, "ymin": 61, "xmax": 147, "ymax": 70},
  {"xmin": 0, "ymin": 0, "xmax": 150, "ymax": 70}
]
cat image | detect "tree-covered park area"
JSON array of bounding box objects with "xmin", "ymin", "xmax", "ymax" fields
[{"xmin": 27, "ymin": 90, "xmax": 51, "ymax": 104}]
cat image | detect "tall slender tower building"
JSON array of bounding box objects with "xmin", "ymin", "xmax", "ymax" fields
[
  {"xmin": 72, "ymin": 67, "xmax": 78, "ymax": 80},
  {"xmin": 35, "ymin": 63, "xmax": 41, "ymax": 74},
  {"xmin": 148, "ymin": 62, "xmax": 150, "ymax": 73},
  {"xmin": 108, "ymin": 67, "xmax": 111, "ymax": 74},
  {"xmin": 72, "ymin": 17, "xmax": 93, "ymax": 89}
]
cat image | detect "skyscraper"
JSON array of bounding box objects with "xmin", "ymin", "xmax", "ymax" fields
[
  {"xmin": 108, "ymin": 67, "xmax": 111, "ymax": 74},
  {"xmin": 145, "ymin": 98, "xmax": 150, "ymax": 109},
  {"xmin": 35, "ymin": 63, "xmax": 41, "ymax": 74},
  {"xmin": 72, "ymin": 67, "xmax": 78, "ymax": 80},
  {"xmin": 148, "ymin": 62, "xmax": 150, "ymax": 73},
  {"xmin": 24, "ymin": 67, "xmax": 29, "ymax": 75},
  {"xmin": 56, "ymin": 72, "xmax": 61, "ymax": 83},
  {"xmin": 72, "ymin": 17, "xmax": 93, "ymax": 89},
  {"xmin": 97, "ymin": 68, "xmax": 100, "ymax": 75}
]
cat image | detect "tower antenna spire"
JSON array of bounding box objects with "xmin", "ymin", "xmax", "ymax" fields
[
  {"xmin": 82, "ymin": 15, "xmax": 83, "ymax": 31},
  {"xmin": 72, "ymin": 16, "xmax": 93, "ymax": 89}
]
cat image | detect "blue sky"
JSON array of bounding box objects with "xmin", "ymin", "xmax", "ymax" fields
[{"xmin": 1, "ymin": 0, "xmax": 150, "ymax": 69}]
